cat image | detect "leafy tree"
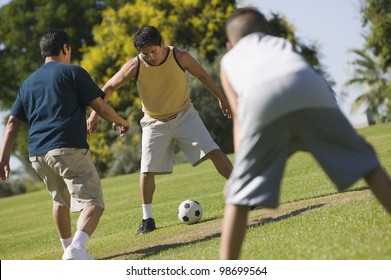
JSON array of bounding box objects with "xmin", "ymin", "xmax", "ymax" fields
[
  {"xmin": 0, "ymin": 0, "xmax": 107, "ymax": 109},
  {"xmin": 344, "ymin": 49, "xmax": 391, "ymax": 123},
  {"xmin": 0, "ymin": 0, "xmax": 111, "ymax": 174},
  {"xmin": 360, "ymin": 0, "xmax": 391, "ymax": 70},
  {"xmin": 342, "ymin": 0, "xmax": 391, "ymax": 123}
]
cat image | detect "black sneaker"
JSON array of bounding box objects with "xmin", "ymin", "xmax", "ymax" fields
[{"xmin": 137, "ymin": 218, "xmax": 156, "ymax": 235}]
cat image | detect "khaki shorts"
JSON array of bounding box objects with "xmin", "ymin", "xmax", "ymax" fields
[
  {"xmin": 140, "ymin": 104, "xmax": 220, "ymax": 173},
  {"xmin": 29, "ymin": 148, "xmax": 105, "ymax": 212}
]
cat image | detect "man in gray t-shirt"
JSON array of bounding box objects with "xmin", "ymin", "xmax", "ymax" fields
[{"xmin": 219, "ymin": 7, "xmax": 391, "ymax": 260}]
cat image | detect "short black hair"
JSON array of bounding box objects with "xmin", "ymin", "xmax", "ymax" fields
[
  {"xmin": 133, "ymin": 26, "xmax": 163, "ymax": 50},
  {"xmin": 226, "ymin": 7, "xmax": 270, "ymax": 44},
  {"xmin": 39, "ymin": 29, "xmax": 70, "ymax": 57}
]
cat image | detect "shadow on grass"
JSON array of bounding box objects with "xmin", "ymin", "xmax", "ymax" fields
[
  {"xmin": 101, "ymin": 186, "xmax": 371, "ymax": 259},
  {"xmin": 248, "ymin": 203, "xmax": 324, "ymax": 228},
  {"xmin": 101, "ymin": 204, "xmax": 323, "ymax": 260}
]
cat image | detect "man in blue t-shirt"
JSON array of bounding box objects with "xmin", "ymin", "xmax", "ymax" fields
[{"xmin": 0, "ymin": 29, "xmax": 130, "ymax": 260}]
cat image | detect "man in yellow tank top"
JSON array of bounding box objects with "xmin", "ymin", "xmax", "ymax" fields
[{"xmin": 88, "ymin": 26, "xmax": 233, "ymax": 234}]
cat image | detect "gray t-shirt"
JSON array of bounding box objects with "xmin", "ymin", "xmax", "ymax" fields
[{"xmin": 221, "ymin": 32, "xmax": 338, "ymax": 137}]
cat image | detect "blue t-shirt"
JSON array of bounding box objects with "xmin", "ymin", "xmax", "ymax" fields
[{"xmin": 11, "ymin": 61, "xmax": 104, "ymax": 156}]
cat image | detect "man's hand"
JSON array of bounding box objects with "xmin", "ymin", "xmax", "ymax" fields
[
  {"xmin": 0, "ymin": 116, "xmax": 23, "ymax": 181},
  {"xmin": 87, "ymin": 111, "xmax": 100, "ymax": 135},
  {"xmin": 112, "ymin": 122, "xmax": 130, "ymax": 138},
  {"xmin": 219, "ymin": 98, "xmax": 232, "ymax": 119},
  {"xmin": 0, "ymin": 162, "xmax": 10, "ymax": 180}
]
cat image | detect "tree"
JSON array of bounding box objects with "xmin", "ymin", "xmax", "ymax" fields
[
  {"xmin": 0, "ymin": 0, "xmax": 107, "ymax": 109},
  {"xmin": 0, "ymin": 0, "xmax": 110, "ymax": 175},
  {"xmin": 342, "ymin": 0, "xmax": 391, "ymax": 123},
  {"xmin": 360, "ymin": 0, "xmax": 391, "ymax": 71},
  {"xmin": 344, "ymin": 49, "xmax": 391, "ymax": 123}
]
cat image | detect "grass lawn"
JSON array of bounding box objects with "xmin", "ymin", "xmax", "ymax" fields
[{"xmin": 0, "ymin": 123, "xmax": 391, "ymax": 260}]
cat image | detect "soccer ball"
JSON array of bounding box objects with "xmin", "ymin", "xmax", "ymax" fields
[{"xmin": 178, "ymin": 199, "xmax": 203, "ymax": 224}]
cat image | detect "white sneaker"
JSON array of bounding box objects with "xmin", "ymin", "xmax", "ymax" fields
[{"xmin": 62, "ymin": 246, "xmax": 94, "ymax": 260}]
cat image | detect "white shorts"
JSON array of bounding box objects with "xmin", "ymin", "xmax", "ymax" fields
[{"xmin": 140, "ymin": 104, "xmax": 220, "ymax": 173}]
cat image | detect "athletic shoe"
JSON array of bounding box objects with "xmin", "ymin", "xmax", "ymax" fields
[
  {"xmin": 62, "ymin": 245, "xmax": 94, "ymax": 260},
  {"xmin": 137, "ymin": 218, "xmax": 156, "ymax": 235}
]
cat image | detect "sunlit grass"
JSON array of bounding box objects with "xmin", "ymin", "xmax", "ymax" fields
[{"xmin": 1, "ymin": 123, "xmax": 391, "ymax": 260}]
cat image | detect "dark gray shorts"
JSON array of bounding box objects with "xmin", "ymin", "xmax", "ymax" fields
[{"xmin": 225, "ymin": 108, "xmax": 380, "ymax": 208}]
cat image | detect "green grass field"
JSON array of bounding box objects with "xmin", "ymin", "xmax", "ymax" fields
[{"xmin": 1, "ymin": 123, "xmax": 391, "ymax": 260}]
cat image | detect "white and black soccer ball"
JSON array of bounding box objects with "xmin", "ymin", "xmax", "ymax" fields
[{"xmin": 178, "ymin": 199, "xmax": 203, "ymax": 224}]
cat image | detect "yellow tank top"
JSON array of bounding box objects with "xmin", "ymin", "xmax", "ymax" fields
[{"xmin": 136, "ymin": 46, "xmax": 191, "ymax": 120}]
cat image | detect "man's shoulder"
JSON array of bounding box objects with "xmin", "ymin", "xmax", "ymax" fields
[
  {"xmin": 41, "ymin": 62, "xmax": 85, "ymax": 76},
  {"xmin": 120, "ymin": 56, "xmax": 139, "ymax": 78},
  {"xmin": 64, "ymin": 63, "xmax": 85, "ymax": 72},
  {"xmin": 42, "ymin": 63, "xmax": 94, "ymax": 85},
  {"xmin": 172, "ymin": 47, "xmax": 188, "ymax": 57},
  {"xmin": 171, "ymin": 47, "xmax": 193, "ymax": 69},
  {"xmin": 128, "ymin": 56, "xmax": 139, "ymax": 66}
]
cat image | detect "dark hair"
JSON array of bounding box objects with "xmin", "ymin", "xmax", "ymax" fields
[
  {"xmin": 133, "ymin": 26, "xmax": 163, "ymax": 50},
  {"xmin": 226, "ymin": 7, "xmax": 270, "ymax": 43},
  {"xmin": 39, "ymin": 29, "xmax": 70, "ymax": 58}
]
